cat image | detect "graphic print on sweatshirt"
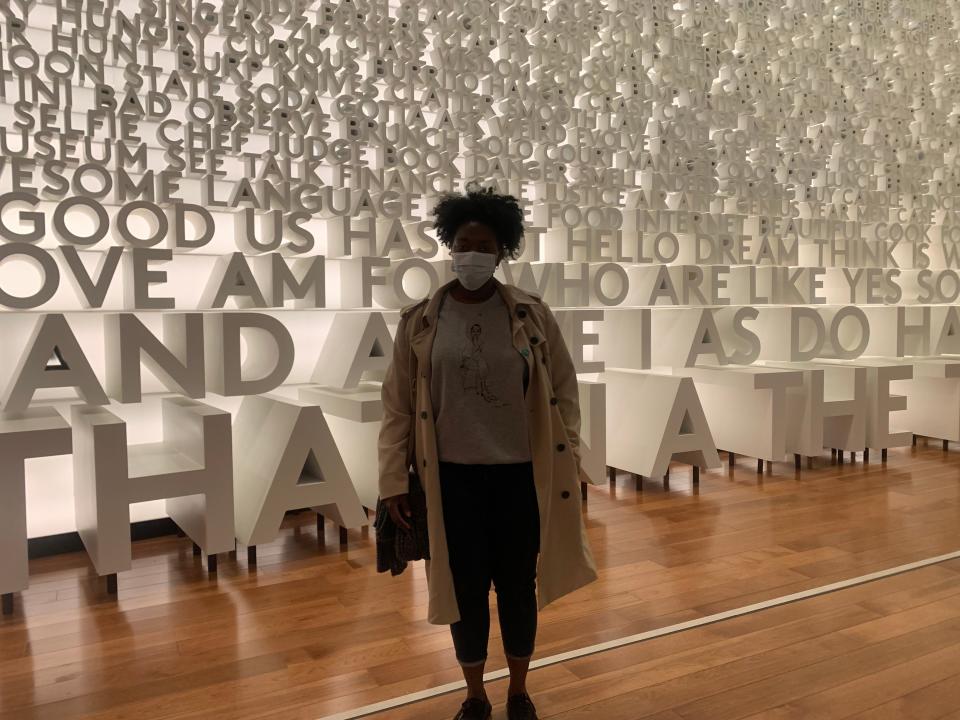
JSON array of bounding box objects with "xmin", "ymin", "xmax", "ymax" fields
[{"xmin": 459, "ymin": 320, "xmax": 509, "ymax": 407}]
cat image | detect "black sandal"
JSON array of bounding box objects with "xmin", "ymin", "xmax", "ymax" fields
[
  {"xmin": 507, "ymin": 692, "xmax": 539, "ymax": 720},
  {"xmin": 453, "ymin": 697, "xmax": 492, "ymax": 720}
]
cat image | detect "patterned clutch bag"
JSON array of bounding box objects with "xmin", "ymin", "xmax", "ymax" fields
[{"xmin": 374, "ymin": 471, "xmax": 431, "ymax": 577}]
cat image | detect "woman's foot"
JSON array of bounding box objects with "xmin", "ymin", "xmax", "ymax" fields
[
  {"xmin": 506, "ymin": 692, "xmax": 539, "ymax": 720},
  {"xmin": 453, "ymin": 697, "xmax": 492, "ymax": 720}
]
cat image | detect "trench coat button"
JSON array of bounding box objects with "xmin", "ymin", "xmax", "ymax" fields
[
  {"xmin": 423, "ymin": 459, "xmax": 428, "ymax": 468},
  {"xmin": 420, "ymin": 411, "xmax": 428, "ymax": 419},
  {"xmin": 530, "ymin": 336, "xmax": 540, "ymax": 345},
  {"xmin": 561, "ymin": 490, "xmax": 571, "ymax": 499},
  {"xmin": 550, "ymin": 397, "xmax": 558, "ymax": 405},
  {"xmin": 557, "ymin": 443, "xmax": 566, "ymax": 452},
  {"xmin": 517, "ymin": 309, "xmax": 527, "ymax": 318}
]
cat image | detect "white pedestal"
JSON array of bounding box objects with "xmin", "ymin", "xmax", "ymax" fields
[
  {"xmin": 72, "ymin": 397, "xmax": 235, "ymax": 577},
  {"xmin": 760, "ymin": 361, "xmax": 868, "ymax": 454},
  {"xmin": 0, "ymin": 407, "xmax": 72, "ymax": 598},
  {"xmin": 299, "ymin": 383, "xmax": 384, "ymax": 509},
  {"xmin": 886, "ymin": 357, "xmax": 960, "ymax": 443},
  {"xmin": 578, "ymin": 379, "xmax": 607, "ymax": 485},
  {"xmin": 232, "ymin": 395, "xmax": 367, "ymax": 547},
  {"xmin": 817, "ymin": 358, "xmax": 913, "ymax": 450},
  {"xmin": 673, "ymin": 365, "xmax": 803, "ymax": 462},
  {"xmin": 603, "ymin": 369, "xmax": 720, "ymax": 478}
]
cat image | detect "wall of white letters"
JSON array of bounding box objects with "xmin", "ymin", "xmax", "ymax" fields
[{"xmin": 1, "ymin": 0, "xmax": 960, "ymax": 538}]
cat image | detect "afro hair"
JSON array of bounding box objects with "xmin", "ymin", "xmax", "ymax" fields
[{"xmin": 430, "ymin": 185, "xmax": 525, "ymax": 260}]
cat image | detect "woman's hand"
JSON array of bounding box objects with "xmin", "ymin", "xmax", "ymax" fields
[{"xmin": 386, "ymin": 494, "xmax": 412, "ymax": 530}]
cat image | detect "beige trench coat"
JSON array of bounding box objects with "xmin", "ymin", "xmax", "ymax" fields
[{"xmin": 378, "ymin": 279, "xmax": 598, "ymax": 625}]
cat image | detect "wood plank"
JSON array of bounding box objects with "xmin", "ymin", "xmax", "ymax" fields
[
  {"xmin": 3, "ymin": 446, "xmax": 960, "ymax": 719},
  {"xmin": 739, "ymin": 643, "xmax": 960, "ymax": 719},
  {"xmin": 537, "ymin": 579, "xmax": 960, "ymax": 720},
  {"xmin": 846, "ymin": 673, "xmax": 960, "ymax": 719}
]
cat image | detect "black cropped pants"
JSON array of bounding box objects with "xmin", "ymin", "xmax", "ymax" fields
[{"xmin": 439, "ymin": 461, "xmax": 540, "ymax": 667}]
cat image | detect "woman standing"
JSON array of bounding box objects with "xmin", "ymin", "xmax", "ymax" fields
[{"xmin": 378, "ymin": 187, "xmax": 598, "ymax": 720}]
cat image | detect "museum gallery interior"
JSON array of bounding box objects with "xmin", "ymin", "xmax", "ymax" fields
[{"xmin": 3, "ymin": 0, "xmax": 960, "ymax": 718}]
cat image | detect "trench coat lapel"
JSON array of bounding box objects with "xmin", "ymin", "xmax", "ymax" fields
[{"xmin": 499, "ymin": 281, "xmax": 537, "ymax": 378}]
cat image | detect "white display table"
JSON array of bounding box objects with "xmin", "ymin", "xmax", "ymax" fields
[
  {"xmin": 759, "ymin": 361, "xmax": 868, "ymax": 460},
  {"xmin": 299, "ymin": 383, "xmax": 383, "ymax": 511},
  {"xmin": 876, "ymin": 356, "xmax": 960, "ymax": 448},
  {"xmin": 71, "ymin": 397, "xmax": 235, "ymax": 590},
  {"xmin": 602, "ymin": 368, "xmax": 720, "ymax": 483},
  {"xmin": 0, "ymin": 407, "xmax": 72, "ymax": 614},
  {"xmin": 816, "ymin": 358, "xmax": 913, "ymax": 453},
  {"xmin": 232, "ymin": 395, "xmax": 367, "ymax": 562},
  {"xmin": 672, "ymin": 364, "xmax": 803, "ymax": 472},
  {"xmin": 577, "ymin": 379, "xmax": 607, "ymax": 488}
]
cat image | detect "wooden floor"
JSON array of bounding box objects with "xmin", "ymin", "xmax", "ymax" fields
[
  {"xmin": 378, "ymin": 560, "xmax": 960, "ymax": 720},
  {"xmin": 2, "ymin": 441, "xmax": 960, "ymax": 720}
]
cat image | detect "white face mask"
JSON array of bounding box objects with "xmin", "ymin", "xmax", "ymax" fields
[{"xmin": 451, "ymin": 251, "xmax": 498, "ymax": 291}]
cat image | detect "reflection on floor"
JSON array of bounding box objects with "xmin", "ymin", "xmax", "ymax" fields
[
  {"xmin": 376, "ymin": 560, "xmax": 960, "ymax": 720},
  {"xmin": 3, "ymin": 442, "xmax": 960, "ymax": 720}
]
